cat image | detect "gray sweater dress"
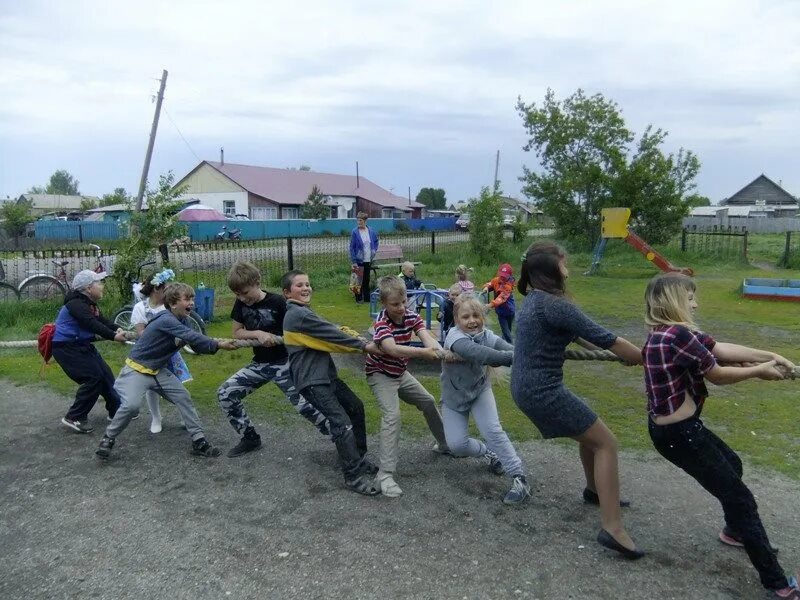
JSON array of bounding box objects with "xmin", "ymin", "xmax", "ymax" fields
[{"xmin": 511, "ymin": 290, "xmax": 617, "ymax": 438}]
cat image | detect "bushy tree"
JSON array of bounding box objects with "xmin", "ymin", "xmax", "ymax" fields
[
  {"xmin": 468, "ymin": 186, "xmax": 504, "ymax": 264},
  {"xmin": 27, "ymin": 170, "xmax": 81, "ymax": 196},
  {"xmin": 80, "ymin": 197, "xmax": 98, "ymax": 211},
  {"xmin": 0, "ymin": 199, "xmax": 34, "ymax": 241},
  {"xmin": 100, "ymin": 187, "xmax": 130, "ymax": 207},
  {"xmin": 300, "ymin": 185, "xmax": 330, "ymax": 220},
  {"xmin": 113, "ymin": 173, "xmax": 187, "ymax": 297},
  {"xmin": 415, "ymin": 187, "xmax": 447, "ymax": 210},
  {"xmin": 517, "ymin": 88, "xmax": 701, "ymax": 248}
]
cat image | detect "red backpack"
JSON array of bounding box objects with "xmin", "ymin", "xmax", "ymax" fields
[{"xmin": 38, "ymin": 323, "xmax": 56, "ymax": 363}]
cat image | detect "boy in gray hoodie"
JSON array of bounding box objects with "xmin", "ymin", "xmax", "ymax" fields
[
  {"xmin": 441, "ymin": 295, "xmax": 531, "ymax": 505},
  {"xmin": 96, "ymin": 283, "xmax": 236, "ymax": 459},
  {"xmin": 281, "ymin": 269, "xmax": 381, "ymax": 496}
]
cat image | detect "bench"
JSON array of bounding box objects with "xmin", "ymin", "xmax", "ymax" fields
[{"xmin": 369, "ymin": 244, "xmax": 420, "ymax": 274}]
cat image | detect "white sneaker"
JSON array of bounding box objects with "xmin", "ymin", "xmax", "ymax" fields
[
  {"xmin": 150, "ymin": 419, "xmax": 162, "ymax": 434},
  {"xmin": 377, "ymin": 473, "xmax": 403, "ymax": 498}
]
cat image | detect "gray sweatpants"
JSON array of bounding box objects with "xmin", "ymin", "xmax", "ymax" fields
[
  {"xmin": 441, "ymin": 388, "xmax": 524, "ymax": 477},
  {"xmin": 105, "ymin": 366, "xmax": 205, "ymax": 442}
]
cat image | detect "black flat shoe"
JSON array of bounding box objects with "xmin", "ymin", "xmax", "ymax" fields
[
  {"xmin": 583, "ymin": 487, "xmax": 631, "ymax": 507},
  {"xmin": 597, "ymin": 529, "xmax": 645, "ymax": 560}
]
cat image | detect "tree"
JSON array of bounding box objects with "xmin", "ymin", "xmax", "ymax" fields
[
  {"xmin": 26, "ymin": 170, "xmax": 81, "ymax": 196},
  {"xmin": 80, "ymin": 197, "xmax": 98, "ymax": 212},
  {"xmin": 112, "ymin": 173, "xmax": 187, "ymax": 296},
  {"xmin": 517, "ymin": 88, "xmax": 702, "ymax": 247},
  {"xmin": 0, "ymin": 199, "xmax": 34, "ymax": 240},
  {"xmin": 100, "ymin": 187, "xmax": 130, "ymax": 207},
  {"xmin": 46, "ymin": 170, "xmax": 80, "ymax": 195},
  {"xmin": 300, "ymin": 185, "xmax": 330, "ymax": 220},
  {"xmin": 685, "ymin": 194, "xmax": 711, "ymax": 208},
  {"xmin": 415, "ymin": 187, "xmax": 447, "ymax": 210},
  {"xmin": 468, "ymin": 186, "xmax": 504, "ymax": 264}
]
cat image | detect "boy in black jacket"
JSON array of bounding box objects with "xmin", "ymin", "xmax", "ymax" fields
[{"xmin": 52, "ymin": 270, "xmax": 128, "ymax": 433}]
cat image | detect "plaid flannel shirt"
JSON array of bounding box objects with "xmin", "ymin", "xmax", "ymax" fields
[{"xmin": 643, "ymin": 324, "xmax": 717, "ymax": 418}]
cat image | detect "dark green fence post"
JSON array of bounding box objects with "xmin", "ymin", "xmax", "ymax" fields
[
  {"xmin": 287, "ymin": 237, "xmax": 294, "ymax": 270},
  {"xmin": 742, "ymin": 230, "xmax": 748, "ymax": 260},
  {"xmin": 780, "ymin": 231, "xmax": 791, "ymax": 267},
  {"xmin": 431, "ymin": 231, "xmax": 436, "ymax": 254},
  {"xmin": 681, "ymin": 228, "xmax": 687, "ymax": 252}
]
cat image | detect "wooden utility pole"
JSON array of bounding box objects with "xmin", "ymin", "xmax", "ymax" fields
[
  {"xmin": 135, "ymin": 69, "xmax": 168, "ymax": 212},
  {"xmin": 493, "ymin": 149, "xmax": 500, "ymax": 193}
]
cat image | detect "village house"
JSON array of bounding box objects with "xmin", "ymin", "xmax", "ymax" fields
[
  {"xmin": 689, "ymin": 174, "xmax": 798, "ymax": 220},
  {"xmin": 173, "ymin": 160, "xmax": 424, "ymax": 220}
]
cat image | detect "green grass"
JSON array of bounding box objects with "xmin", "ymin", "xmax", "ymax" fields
[{"xmin": 2, "ymin": 233, "xmax": 799, "ymax": 479}]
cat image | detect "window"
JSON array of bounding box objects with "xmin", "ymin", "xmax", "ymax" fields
[
  {"xmin": 251, "ymin": 206, "xmax": 277, "ymax": 220},
  {"xmin": 382, "ymin": 209, "xmax": 392, "ymax": 219},
  {"xmin": 223, "ymin": 201, "xmax": 236, "ymax": 217},
  {"xmin": 282, "ymin": 207, "xmax": 299, "ymax": 219}
]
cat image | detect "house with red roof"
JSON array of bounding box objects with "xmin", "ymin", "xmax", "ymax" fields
[{"xmin": 173, "ymin": 160, "xmax": 424, "ymax": 220}]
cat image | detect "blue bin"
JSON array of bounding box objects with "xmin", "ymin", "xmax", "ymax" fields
[{"xmin": 194, "ymin": 288, "xmax": 215, "ymax": 321}]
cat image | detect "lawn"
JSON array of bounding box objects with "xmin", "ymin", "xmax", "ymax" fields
[{"xmin": 1, "ymin": 233, "xmax": 798, "ymax": 479}]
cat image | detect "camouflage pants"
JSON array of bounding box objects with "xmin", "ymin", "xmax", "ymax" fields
[{"xmin": 217, "ymin": 360, "xmax": 330, "ymax": 436}]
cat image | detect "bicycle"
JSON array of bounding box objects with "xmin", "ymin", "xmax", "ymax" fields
[
  {"xmin": 111, "ymin": 260, "xmax": 206, "ymax": 353},
  {"xmin": 0, "ymin": 260, "xmax": 20, "ymax": 302},
  {"xmin": 17, "ymin": 244, "xmax": 107, "ymax": 302}
]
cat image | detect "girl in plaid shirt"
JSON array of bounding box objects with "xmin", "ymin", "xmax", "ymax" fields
[{"xmin": 643, "ymin": 273, "xmax": 798, "ymax": 599}]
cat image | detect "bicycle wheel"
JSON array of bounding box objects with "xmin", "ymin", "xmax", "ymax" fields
[
  {"xmin": 18, "ymin": 275, "xmax": 66, "ymax": 302},
  {"xmin": 112, "ymin": 305, "xmax": 135, "ymax": 332},
  {"xmin": 183, "ymin": 311, "xmax": 207, "ymax": 354},
  {"xmin": 0, "ymin": 282, "xmax": 19, "ymax": 302}
]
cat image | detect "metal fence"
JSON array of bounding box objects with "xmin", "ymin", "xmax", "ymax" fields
[{"xmin": 680, "ymin": 226, "xmax": 748, "ymax": 260}]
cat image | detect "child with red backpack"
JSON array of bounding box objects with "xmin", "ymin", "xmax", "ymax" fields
[{"xmin": 50, "ymin": 270, "xmax": 128, "ymax": 433}]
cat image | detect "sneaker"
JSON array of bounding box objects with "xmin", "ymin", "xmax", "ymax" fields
[
  {"xmin": 344, "ymin": 474, "xmax": 380, "ymax": 496},
  {"xmin": 503, "ymin": 475, "xmax": 531, "ymax": 505},
  {"xmin": 432, "ymin": 442, "xmax": 453, "ymax": 456},
  {"xmin": 719, "ymin": 526, "xmax": 779, "ymax": 553},
  {"xmin": 227, "ymin": 433, "xmax": 262, "ymax": 458},
  {"xmin": 484, "ymin": 450, "xmax": 504, "ymax": 475},
  {"xmin": 377, "ymin": 473, "xmax": 403, "ymax": 498},
  {"xmin": 62, "ymin": 417, "xmax": 93, "ymax": 434},
  {"xmin": 95, "ymin": 436, "xmax": 115, "ymax": 458},
  {"xmin": 150, "ymin": 419, "xmax": 162, "ymax": 434},
  {"xmin": 190, "ymin": 438, "xmax": 222, "ymax": 458},
  {"xmin": 775, "ymin": 576, "xmax": 800, "ymax": 599}
]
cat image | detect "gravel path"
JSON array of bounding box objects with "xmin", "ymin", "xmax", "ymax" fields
[{"xmin": 0, "ymin": 378, "xmax": 797, "ymax": 599}]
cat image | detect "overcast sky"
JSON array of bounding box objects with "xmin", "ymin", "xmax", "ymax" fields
[{"xmin": 1, "ymin": 0, "xmax": 798, "ymax": 204}]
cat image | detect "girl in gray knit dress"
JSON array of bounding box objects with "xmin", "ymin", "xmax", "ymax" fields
[{"xmin": 511, "ymin": 241, "xmax": 645, "ymax": 559}]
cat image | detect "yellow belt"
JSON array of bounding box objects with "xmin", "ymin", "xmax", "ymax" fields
[{"xmin": 125, "ymin": 358, "xmax": 159, "ymax": 375}]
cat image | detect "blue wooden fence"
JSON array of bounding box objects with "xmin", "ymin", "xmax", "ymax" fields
[{"xmin": 33, "ymin": 217, "xmax": 457, "ymax": 242}]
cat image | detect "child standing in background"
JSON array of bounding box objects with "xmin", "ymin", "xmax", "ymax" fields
[
  {"xmin": 482, "ymin": 263, "xmax": 516, "ymax": 343},
  {"xmin": 455, "ymin": 264, "xmax": 474, "ymax": 294},
  {"xmin": 438, "ymin": 283, "xmax": 462, "ymax": 344},
  {"xmin": 441, "ymin": 296, "xmax": 531, "ymax": 505}
]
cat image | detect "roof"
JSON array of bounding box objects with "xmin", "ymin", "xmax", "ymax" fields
[
  {"xmin": 18, "ymin": 194, "xmax": 98, "ymax": 209},
  {"xmin": 177, "ymin": 161, "xmax": 424, "ymax": 211},
  {"xmin": 689, "ymin": 206, "xmax": 724, "ymax": 217},
  {"xmin": 87, "ymin": 203, "xmax": 134, "ymax": 212},
  {"xmin": 720, "ymin": 174, "xmax": 797, "ymax": 206}
]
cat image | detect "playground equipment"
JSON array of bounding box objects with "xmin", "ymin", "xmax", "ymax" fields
[
  {"xmin": 585, "ymin": 208, "xmax": 693, "ymax": 276},
  {"xmin": 742, "ymin": 278, "xmax": 800, "ymax": 302}
]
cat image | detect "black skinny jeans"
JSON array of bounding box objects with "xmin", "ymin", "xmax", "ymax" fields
[
  {"xmin": 302, "ymin": 378, "xmax": 369, "ymax": 480},
  {"xmin": 354, "ymin": 262, "xmax": 372, "ymax": 303},
  {"xmin": 649, "ymin": 416, "xmax": 787, "ymax": 590},
  {"xmin": 52, "ymin": 343, "xmax": 121, "ymax": 421}
]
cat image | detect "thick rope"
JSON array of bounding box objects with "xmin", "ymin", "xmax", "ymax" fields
[{"xmin": 1, "ymin": 338, "xmax": 796, "ymax": 378}]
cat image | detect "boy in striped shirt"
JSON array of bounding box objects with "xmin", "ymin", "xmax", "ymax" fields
[{"xmin": 366, "ymin": 276, "xmax": 450, "ymax": 497}]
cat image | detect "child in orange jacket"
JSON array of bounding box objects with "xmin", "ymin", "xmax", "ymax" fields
[{"xmin": 482, "ymin": 263, "xmax": 516, "ymax": 343}]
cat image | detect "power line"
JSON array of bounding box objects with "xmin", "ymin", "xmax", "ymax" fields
[{"xmin": 164, "ymin": 107, "xmax": 202, "ymax": 163}]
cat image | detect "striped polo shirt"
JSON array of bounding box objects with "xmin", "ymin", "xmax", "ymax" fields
[{"xmin": 366, "ymin": 309, "xmax": 426, "ymax": 377}]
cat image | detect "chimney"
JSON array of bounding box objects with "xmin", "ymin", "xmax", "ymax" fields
[
  {"xmin": 220, "ymin": 147, "xmax": 224, "ymax": 166},
  {"xmin": 356, "ymin": 161, "xmax": 359, "ymax": 188}
]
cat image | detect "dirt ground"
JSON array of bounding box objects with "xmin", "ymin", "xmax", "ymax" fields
[{"xmin": 1, "ymin": 378, "xmax": 797, "ymax": 600}]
